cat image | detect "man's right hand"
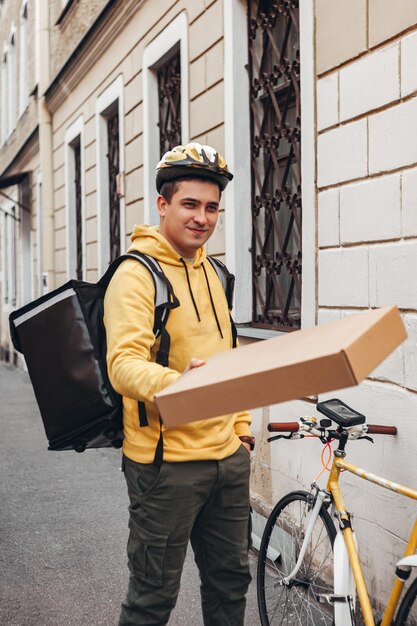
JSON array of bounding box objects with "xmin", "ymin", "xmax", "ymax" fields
[{"xmin": 183, "ymin": 357, "xmax": 206, "ymax": 374}]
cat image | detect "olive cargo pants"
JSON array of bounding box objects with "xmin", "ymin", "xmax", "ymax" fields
[{"xmin": 119, "ymin": 446, "xmax": 252, "ymax": 626}]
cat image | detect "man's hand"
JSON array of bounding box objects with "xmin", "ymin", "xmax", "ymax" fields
[
  {"xmin": 183, "ymin": 357, "xmax": 206, "ymax": 374},
  {"xmin": 241, "ymin": 442, "xmax": 251, "ymax": 454}
]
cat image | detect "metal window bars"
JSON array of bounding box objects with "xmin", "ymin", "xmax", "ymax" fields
[
  {"xmin": 73, "ymin": 139, "xmax": 83, "ymax": 280},
  {"xmin": 107, "ymin": 111, "xmax": 120, "ymax": 262},
  {"xmin": 248, "ymin": 0, "xmax": 301, "ymax": 330},
  {"xmin": 157, "ymin": 50, "xmax": 181, "ymax": 157}
]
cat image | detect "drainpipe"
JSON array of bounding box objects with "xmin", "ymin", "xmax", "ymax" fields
[{"xmin": 36, "ymin": 0, "xmax": 54, "ymax": 292}]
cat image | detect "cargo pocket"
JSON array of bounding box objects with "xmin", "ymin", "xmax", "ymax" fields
[{"xmin": 128, "ymin": 523, "xmax": 169, "ymax": 588}]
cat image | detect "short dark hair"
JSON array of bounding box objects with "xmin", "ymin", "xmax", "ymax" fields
[{"xmin": 159, "ymin": 176, "xmax": 222, "ymax": 203}]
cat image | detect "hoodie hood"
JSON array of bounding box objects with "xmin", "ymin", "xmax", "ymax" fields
[{"xmin": 128, "ymin": 224, "xmax": 207, "ymax": 267}]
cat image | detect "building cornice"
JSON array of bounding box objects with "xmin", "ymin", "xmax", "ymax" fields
[
  {"xmin": 0, "ymin": 127, "xmax": 39, "ymax": 181},
  {"xmin": 44, "ymin": 0, "xmax": 146, "ymax": 113}
]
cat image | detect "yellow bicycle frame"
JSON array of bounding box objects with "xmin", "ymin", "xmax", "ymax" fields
[{"xmin": 326, "ymin": 457, "xmax": 417, "ymax": 626}]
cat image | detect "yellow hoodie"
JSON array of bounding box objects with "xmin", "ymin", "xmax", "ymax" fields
[{"xmin": 104, "ymin": 225, "xmax": 251, "ymax": 463}]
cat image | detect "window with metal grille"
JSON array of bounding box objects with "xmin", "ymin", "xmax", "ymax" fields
[
  {"xmin": 157, "ymin": 50, "xmax": 181, "ymax": 157},
  {"xmin": 3, "ymin": 212, "xmax": 9, "ymax": 304},
  {"xmin": 72, "ymin": 138, "xmax": 83, "ymax": 280},
  {"xmin": 107, "ymin": 111, "xmax": 120, "ymax": 262},
  {"xmin": 11, "ymin": 206, "xmax": 17, "ymax": 305},
  {"xmin": 2, "ymin": 206, "xmax": 17, "ymax": 305},
  {"xmin": 19, "ymin": 1, "xmax": 29, "ymax": 114},
  {"xmin": 248, "ymin": 0, "xmax": 301, "ymax": 331}
]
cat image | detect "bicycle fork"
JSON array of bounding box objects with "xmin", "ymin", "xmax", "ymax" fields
[
  {"xmin": 282, "ymin": 487, "xmax": 328, "ymax": 585},
  {"xmin": 281, "ymin": 486, "xmax": 358, "ymax": 625}
]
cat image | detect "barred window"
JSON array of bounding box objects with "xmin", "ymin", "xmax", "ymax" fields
[
  {"xmin": 107, "ymin": 110, "xmax": 120, "ymax": 262},
  {"xmin": 2, "ymin": 206, "xmax": 17, "ymax": 305},
  {"xmin": 72, "ymin": 138, "xmax": 83, "ymax": 280},
  {"xmin": 157, "ymin": 49, "xmax": 181, "ymax": 157},
  {"xmin": 19, "ymin": 1, "xmax": 29, "ymax": 114},
  {"xmin": 248, "ymin": 0, "xmax": 301, "ymax": 331}
]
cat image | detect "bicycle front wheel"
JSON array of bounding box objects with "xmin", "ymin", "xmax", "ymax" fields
[
  {"xmin": 395, "ymin": 576, "xmax": 417, "ymax": 625},
  {"xmin": 257, "ymin": 490, "xmax": 336, "ymax": 626}
]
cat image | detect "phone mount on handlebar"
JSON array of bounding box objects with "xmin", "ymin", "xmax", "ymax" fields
[{"xmin": 316, "ymin": 398, "xmax": 366, "ymax": 428}]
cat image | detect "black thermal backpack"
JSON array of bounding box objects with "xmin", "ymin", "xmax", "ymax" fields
[{"xmin": 9, "ymin": 252, "xmax": 235, "ymax": 453}]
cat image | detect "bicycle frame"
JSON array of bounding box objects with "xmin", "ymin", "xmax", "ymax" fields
[{"xmin": 327, "ymin": 456, "xmax": 417, "ymax": 626}]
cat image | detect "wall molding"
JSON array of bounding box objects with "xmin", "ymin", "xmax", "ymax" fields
[
  {"xmin": 300, "ymin": 0, "xmax": 317, "ymax": 329},
  {"xmin": 224, "ymin": 0, "xmax": 252, "ymax": 324}
]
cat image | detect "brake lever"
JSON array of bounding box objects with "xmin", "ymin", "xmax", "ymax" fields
[
  {"xmin": 358, "ymin": 435, "xmax": 374, "ymax": 443},
  {"xmin": 267, "ymin": 433, "xmax": 304, "ymax": 443}
]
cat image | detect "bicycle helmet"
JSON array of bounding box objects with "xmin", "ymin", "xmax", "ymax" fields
[{"xmin": 156, "ymin": 142, "xmax": 233, "ymax": 192}]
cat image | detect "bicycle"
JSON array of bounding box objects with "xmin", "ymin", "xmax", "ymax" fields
[{"xmin": 256, "ymin": 398, "xmax": 417, "ymax": 626}]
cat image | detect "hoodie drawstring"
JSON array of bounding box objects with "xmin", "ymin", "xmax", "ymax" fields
[
  {"xmin": 202, "ymin": 263, "xmax": 224, "ymax": 339},
  {"xmin": 180, "ymin": 258, "xmax": 224, "ymax": 340},
  {"xmin": 180, "ymin": 258, "xmax": 201, "ymax": 322}
]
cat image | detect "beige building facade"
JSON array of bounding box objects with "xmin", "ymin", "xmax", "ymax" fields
[{"xmin": 1, "ymin": 0, "xmax": 417, "ymax": 614}]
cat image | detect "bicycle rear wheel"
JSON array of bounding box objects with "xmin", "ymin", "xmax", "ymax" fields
[
  {"xmin": 395, "ymin": 576, "xmax": 417, "ymax": 625},
  {"xmin": 257, "ymin": 490, "xmax": 336, "ymax": 626}
]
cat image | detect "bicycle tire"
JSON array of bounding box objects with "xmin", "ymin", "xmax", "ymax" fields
[
  {"xmin": 257, "ymin": 490, "xmax": 336, "ymax": 626},
  {"xmin": 395, "ymin": 576, "xmax": 417, "ymax": 625}
]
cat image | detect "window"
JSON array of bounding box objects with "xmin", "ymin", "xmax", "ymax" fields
[
  {"xmin": 157, "ymin": 50, "xmax": 182, "ymax": 157},
  {"xmin": 18, "ymin": 174, "xmax": 32, "ymax": 304},
  {"xmin": 1, "ymin": 52, "xmax": 7, "ymax": 143},
  {"xmin": 11, "ymin": 207, "xmax": 17, "ymax": 305},
  {"xmin": 65, "ymin": 117, "xmax": 85, "ymax": 280},
  {"xmin": 35, "ymin": 173, "xmax": 43, "ymax": 296},
  {"xmin": 107, "ymin": 109, "xmax": 121, "ymax": 262},
  {"xmin": 73, "ymin": 139, "xmax": 83, "ymax": 278},
  {"xmin": 2, "ymin": 205, "xmax": 18, "ymax": 307},
  {"xmin": 19, "ymin": 1, "xmax": 29, "ymax": 114},
  {"xmin": 96, "ymin": 75, "xmax": 125, "ymax": 275},
  {"xmin": 7, "ymin": 31, "xmax": 17, "ymax": 134},
  {"xmin": 3, "ymin": 212, "xmax": 10, "ymax": 304},
  {"xmin": 248, "ymin": 0, "xmax": 301, "ymax": 331},
  {"xmin": 143, "ymin": 12, "xmax": 189, "ymax": 224}
]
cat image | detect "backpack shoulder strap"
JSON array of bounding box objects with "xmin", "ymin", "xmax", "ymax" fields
[
  {"xmin": 98, "ymin": 251, "xmax": 179, "ymax": 338},
  {"xmin": 206, "ymin": 256, "xmax": 235, "ymax": 310},
  {"xmin": 206, "ymin": 256, "xmax": 237, "ymax": 349}
]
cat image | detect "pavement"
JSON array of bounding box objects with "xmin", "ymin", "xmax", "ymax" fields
[{"xmin": 0, "ymin": 363, "xmax": 261, "ymax": 626}]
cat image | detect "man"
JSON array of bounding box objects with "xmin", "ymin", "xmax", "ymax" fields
[{"xmin": 104, "ymin": 143, "xmax": 254, "ymax": 625}]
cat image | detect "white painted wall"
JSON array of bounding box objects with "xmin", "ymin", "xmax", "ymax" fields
[{"xmin": 314, "ymin": 22, "xmax": 417, "ymax": 608}]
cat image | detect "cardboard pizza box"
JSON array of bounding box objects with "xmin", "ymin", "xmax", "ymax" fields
[{"xmin": 155, "ymin": 306, "xmax": 406, "ymax": 427}]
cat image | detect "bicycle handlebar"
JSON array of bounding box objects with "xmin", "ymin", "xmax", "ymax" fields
[
  {"xmin": 267, "ymin": 422, "xmax": 397, "ymax": 435},
  {"xmin": 268, "ymin": 422, "xmax": 299, "ymax": 433},
  {"xmin": 367, "ymin": 424, "xmax": 397, "ymax": 435}
]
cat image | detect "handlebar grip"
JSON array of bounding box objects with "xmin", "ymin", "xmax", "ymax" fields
[
  {"xmin": 367, "ymin": 425, "xmax": 397, "ymax": 435},
  {"xmin": 268, "ymin": 422, "xmax": 300, "ymax": 433}
]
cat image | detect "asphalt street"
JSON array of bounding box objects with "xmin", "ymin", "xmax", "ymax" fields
[{"xmin": 0, "ymin": 364, "xmax": 261, "ymax": 626}]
